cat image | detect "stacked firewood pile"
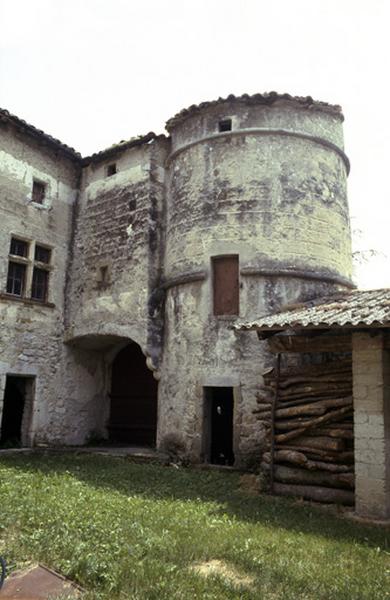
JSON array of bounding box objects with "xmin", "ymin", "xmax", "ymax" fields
[{"xmin": 256, "ymin": 357, "xmax": 354, "ymax": 505}]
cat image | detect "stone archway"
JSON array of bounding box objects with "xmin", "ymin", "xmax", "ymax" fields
[{"xmin": 108, "ymin": 341, "xmax": 158, "ymax": 446}]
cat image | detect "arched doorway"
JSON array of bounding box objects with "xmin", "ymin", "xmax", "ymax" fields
[{"xmin": 108, "ymin": 342, "xmax": 158, "ymax": 446}]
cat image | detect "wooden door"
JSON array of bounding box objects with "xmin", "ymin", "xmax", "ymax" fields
[
  {"xmin": 108, "ymin": 343, "xmax": 157, "ymax": 446},
  {"xmin": 212, "ymin": 255, "xmax": 239, "ymax": 315}
]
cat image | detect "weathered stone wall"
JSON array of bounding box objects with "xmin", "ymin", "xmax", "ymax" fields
[
  {"xmin": 62, "ymin": 138, "xmax": 169, "ymax": 443},
  {"xmin": 0, "ymin": 96, "xmax": 355, "ymax": 460},
  {"xmin": 353, "ymin": 332, "xmax": 390, "ymax": 519},
  {"xmin": 166, "ymin": 102, "xmax": 351, "ymax": 280},
  {"xmin": 159, "ymin": 100, "xmax": 352, "ymax": 466},
  {"xmin": 0, "ymin": 120, "xmax": 80, "ymax": 444}
]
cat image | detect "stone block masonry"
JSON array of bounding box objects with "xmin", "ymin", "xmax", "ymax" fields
[{"xmin": 353, "ymin": 332, "xmax": 390, "ymax": 519}]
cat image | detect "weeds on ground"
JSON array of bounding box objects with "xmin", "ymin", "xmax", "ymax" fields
[{"xmin": 0, "ymin": 453, "xmax": 388, "ymax": 599}]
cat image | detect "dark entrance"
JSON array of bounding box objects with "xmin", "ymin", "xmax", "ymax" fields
[
  {"xmin": 203, "ymin": 387, "xmax": 234, "ymax": 465},
  {"xmin": 108, "ymin": 342, "xmax": 158, "ymax": 446},
  {"xmin": 1, "ymin": 376, "xmax": 33, "ymax": 446}
]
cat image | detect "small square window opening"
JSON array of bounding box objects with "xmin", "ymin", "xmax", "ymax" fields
[
  {"xmin": 218, "ymin": 119, "xmax": 232, "ymax": 132},
  {"xmin": 32, "ymin": 180, "xmax": 46, "ymax": 204},
  {"xmin": 107, "ymin": 163, "xmax": 117, "ymax": 177}
]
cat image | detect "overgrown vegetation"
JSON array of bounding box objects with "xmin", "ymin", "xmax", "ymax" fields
[{"xmin": 0, "ymin": 453, "xmax": 388, "ymax": 599}]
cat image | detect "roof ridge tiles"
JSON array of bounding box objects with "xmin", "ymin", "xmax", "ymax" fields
[
  {"xmin": 0, "ymin": 107, "xmax": 81, "ymax": 160},
  {"xmin": 0, "ymin": 107, "xmax": 167, "ymax": 164},
  {"xmin": 166, "ymin": 91, "xmax": 343, "ymax": 130}
]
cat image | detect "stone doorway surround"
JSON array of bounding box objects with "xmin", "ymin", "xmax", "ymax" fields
[{"xmin": 0, "ymin": 368, "xmax": 37, "ymax": 448}]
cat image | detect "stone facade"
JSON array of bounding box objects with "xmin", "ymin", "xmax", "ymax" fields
[
  {"xmin": 0, "ymin": 94, "xmax": 353, "ymax": 466},
  {"xmin": 0, "ymin": 117, "xmax": 79, "ymax": 444},
  {"xmin": 160, "ymin": 99, "xmax": 352, "ymax": 465}
]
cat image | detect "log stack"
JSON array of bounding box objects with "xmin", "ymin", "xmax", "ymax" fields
[{"xmin": 255, "ymin": 357, "xmax": 354, "ymax": 505}]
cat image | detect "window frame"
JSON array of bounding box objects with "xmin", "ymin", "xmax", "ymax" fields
[
  {"xmin": 6, "ymin": 261, "xmax": 27, "ymax": 297},
  {"xmin": 10, "ymin": 238, "xmax": 29, "ymax": 258},
  {"xmin": 4, "ymin": 236, "xmax": 53, "ymax": 304},
  {"xmin": 31, "ymin": 267, "xmax": 49, "ymax": 302}
]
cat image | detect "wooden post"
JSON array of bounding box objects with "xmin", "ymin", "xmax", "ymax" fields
[{"xmin": 270, "ymin": 353, "xmax": 281, "ymax": 493}]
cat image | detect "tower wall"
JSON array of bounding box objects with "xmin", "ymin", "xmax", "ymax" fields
[
  {"xmin": 66, "ymin": 138, "xmax": 169, "ymax": 363},
  {"xmin": 158, "ymin": 98, "xmax": 352, "ymax": 465},
  {"xmin": 61, "ymin": 138, "xmax": 169, "ymax": 444}
]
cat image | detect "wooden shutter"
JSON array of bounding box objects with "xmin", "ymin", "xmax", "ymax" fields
[{"xmin": 212, "ymin": 255, "xmax": 239, "ymax": 315}]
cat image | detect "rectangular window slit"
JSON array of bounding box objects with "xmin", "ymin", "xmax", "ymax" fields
[
  {"xmin": 100, "ymin": 266, "xmax": 108, "ymax": 283},
  {"xmin": 107, "ymin": 163, "xmax": 117, "ymax": 177}
]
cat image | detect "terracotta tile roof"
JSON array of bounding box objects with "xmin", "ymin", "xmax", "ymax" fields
[
  {"xmin": 166, "ymin": 92, "xmax": 343, "ymax": 130},
  {"xmin": 0, "ymin": 107, "xmax": 81, "ymax": 161},
  {"xmin": 235, "ymin": 289, "xmax": 390, "ymax": 332},
  {"xmin": 2, "ymin": 92, "xmax": 341, "ymax": 161},
  {"xmin": 0, "ymin": 107, "xmax": 166, "ymax": 164},
  {"xmin": 82, "ymin": 132, "xmax": 165, "ymax": 165}
]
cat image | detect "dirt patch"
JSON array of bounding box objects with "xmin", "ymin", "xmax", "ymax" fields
[
  {"xmin": 238, "ymin": 473, "xmax": 261, "ymax": 496},
  {"xmin": 190, "ymin": 559, "xmax": 255, "ymax": 590}
]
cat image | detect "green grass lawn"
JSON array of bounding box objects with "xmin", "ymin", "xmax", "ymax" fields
[{"xmin": 0, "ymin": 453, "xmax": 388, "ymax": 599}]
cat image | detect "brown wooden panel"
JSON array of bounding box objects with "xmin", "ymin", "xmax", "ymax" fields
[
  {"xmin": 213, "ymin": 255, "xmax": 239, "ymax": 316},
  {"xmin": 109, "ymin": 343, "xmax": 157, "ymax": 446}
]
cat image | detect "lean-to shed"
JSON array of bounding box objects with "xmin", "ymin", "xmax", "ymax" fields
[{"xmin": 236, "ymin": 288, "xmax": 390, "ymax": 520}]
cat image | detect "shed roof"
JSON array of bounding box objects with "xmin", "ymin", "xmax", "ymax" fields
[{"xmin": 235, "ymin": 288, "xmax": 390, "ymax": 332}]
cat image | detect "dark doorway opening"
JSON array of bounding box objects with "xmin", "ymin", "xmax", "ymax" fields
[
  {"xmin": 1, "ymin": 376, "xmax": 33, "ymax": 447},
  {"xmin": 203, "ymin": 387, "xmax": 234, "ymax": 465},
  {"xmin": 108, "ymin": 342, "xmax": 158, "ymax": 446}
]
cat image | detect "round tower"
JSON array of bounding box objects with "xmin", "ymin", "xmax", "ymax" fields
[{"xmin": 158, "ymin": 93, "xmax": 352, "ymax": 466}]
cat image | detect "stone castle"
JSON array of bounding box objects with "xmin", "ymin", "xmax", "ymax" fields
[{"xmin": 0, "ymin": 93, "xmax": 353, "ymax": 467}]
